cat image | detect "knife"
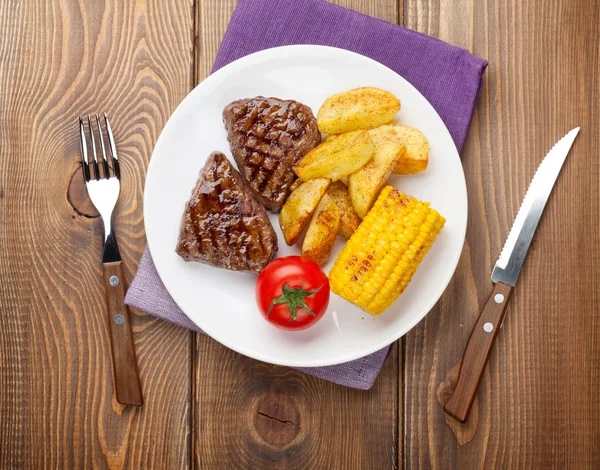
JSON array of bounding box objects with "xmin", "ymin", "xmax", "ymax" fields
[{"xmin": 443, "ymin": 127, "xmax": 580, "ymax": 423}]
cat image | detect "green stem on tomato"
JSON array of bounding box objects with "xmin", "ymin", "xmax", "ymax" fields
[{"xmin": 266, "ymin": 280, "xmax": 322, "ymax": 321}]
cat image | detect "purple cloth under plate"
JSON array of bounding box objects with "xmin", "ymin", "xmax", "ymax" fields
[{"xmin": 125, "ymin": 0, "xmax": 487, "ymax": 390}]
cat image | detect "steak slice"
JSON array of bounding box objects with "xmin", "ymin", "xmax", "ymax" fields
[
  {"xmin": 175, "ymin": 151, "xmax": 278, "ymax": 272},
  {"xmin": 223, "ymin": 97, "xmax": 321, "ymax": 212}
]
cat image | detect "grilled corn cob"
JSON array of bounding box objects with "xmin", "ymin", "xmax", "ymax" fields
[{"xmin": 329, "ymin": 186, "xmax": 445, "ymax": 315}]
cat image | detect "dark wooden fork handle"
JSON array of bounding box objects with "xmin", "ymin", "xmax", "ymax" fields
[
  {"xmin": 443, "ymin": 282, "xmax": 513, "ymax": 422},
  {"xmin": 103, "ymin": 261, "xmax": 143, "ymax": 406}
]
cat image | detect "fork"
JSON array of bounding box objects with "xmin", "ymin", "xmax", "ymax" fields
[{"xmin": 79, "ymin": 114, "xmax": 143, "ymax": 406}]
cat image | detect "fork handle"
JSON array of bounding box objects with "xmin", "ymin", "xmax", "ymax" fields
[{"xmin": 103, "ymin": 261, "xmax": 144, "ymax": 406}]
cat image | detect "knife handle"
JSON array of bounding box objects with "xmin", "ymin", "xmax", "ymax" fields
[
  {"xmin": 443, "ymin": 282, "xmax": 513, "ymax": 422},
  {"xmin": 103, "ymin": 261, "xmax": 144, "ymax": 406}
]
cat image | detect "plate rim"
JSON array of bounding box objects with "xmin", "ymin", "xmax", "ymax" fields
[{"xmin": 144, "ymin": 44, "xmax": 467, "ymax": 367}]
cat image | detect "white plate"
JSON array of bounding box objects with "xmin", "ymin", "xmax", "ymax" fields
[{"xmin": 145, "ymin": 45, "xmax": 467, "ymax": 367}]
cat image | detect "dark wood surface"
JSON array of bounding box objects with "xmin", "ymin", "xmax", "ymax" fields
[
  {"xmin": 404, "ymin": 0, "xmax": 600, "ymax": 468},
  {"xmin": 0, "ymin": 0, "xmax": 193, "ymax": 468},
  {"xmin": 1, "ymin": 0, "xmax": 598, "ymax": 469}
]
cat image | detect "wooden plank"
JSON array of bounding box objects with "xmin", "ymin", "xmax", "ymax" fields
[
  {"xmin": 193, "ymin": 1, "xmax": 402, "ymax": 468},
  {"xmin": 195, "ymin": 342, "xmax": 399, "ymax": 469},
  {"xmin": 0, "ymin": 0, "xmax": 194, "ymax": 468},
  {"xmin": 194, "ymin": 0, "xmax": 400, "ymax": 82},
  {"xmin": 404, "ymin": 0, "xmax": 600, "ymax": 468},
  {"xmin": 329, "ymin": 0, "xmax": 399, "ymax": 22},
  {"xmin": 195, "ymin": 0, "xmax": 238, "ymax": 83}
]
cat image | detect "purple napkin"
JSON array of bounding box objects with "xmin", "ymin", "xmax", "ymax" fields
[{"xmin": 125, "ymin": 0, "xmax": 487, "ymax": 390}]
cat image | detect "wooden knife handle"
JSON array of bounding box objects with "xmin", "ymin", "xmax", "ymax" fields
[
  {"xmin": 443, "ymin": 282, "xmax": 513, "ymax": 422},
  {"xmin": 103, "ymin": 261, "xmax": 143, "ymax": 406}
]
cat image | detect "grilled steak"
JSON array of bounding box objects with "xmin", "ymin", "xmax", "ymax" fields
[
  {"xmin": 175, "ymin": 152, "xmax": 278, "ymax": 272},
  {"xmin": 223, "ymin": 97, "xmax": 321, "ymax": 212}
]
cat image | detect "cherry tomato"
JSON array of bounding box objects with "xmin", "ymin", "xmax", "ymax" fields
[{"xmin": 256, "ymin": 256, "xmax": 330, "ymax": 330}]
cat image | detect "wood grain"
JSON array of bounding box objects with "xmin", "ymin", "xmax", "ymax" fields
[
  {"xmin": 404, "ymin": 0, "xmax": 600, "ymax": 467},
  {"xmin": 195, "ymin": 342, "xmax": 399, "ymax": 469},
  {"xmin": 193, "ymin": 1, "xmax": 401, "ymax": 469},
  {"xmin": 3, "ymin": 0, "xmax": 599, "ymax": 468},
  {"xmin": 0, "ymin": 0, "xmax": 194, "ymax": 468},
  {"xmin": 103, "ymin": 261, "xmax": 144, "ymax": 407},
  {"xmin": 195, "ymin": 0, "xmax": 237, "ymax": 83},
  {"xmin": 443, "ymin": 282, "xmax": 514, "ymax": 423}
]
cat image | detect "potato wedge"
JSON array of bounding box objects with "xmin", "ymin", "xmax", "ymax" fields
[
  {"xmin": 368, "ymin": 124, "xmax": 429, "ymax": 174},
  {"xmin": 302, "ymin": 194, "xmax": 340, "ymax": 266},
  {"xmin": 288, "ymin": 178, "xmax": 304, "ymax": 194},
  {"xmin": 295, "ymin": 130, "xmax": 375, "ymax": 181},
  {"xmin": 317, "ymin": 87, "xmax": 401, "ymax": 134},
  {"xmin": 348, "ymin": 142, "xmax": 405, "ymax": 218},
  {"xmin": 327, "ymin": 181, "xmax": 361, "ymax": 238},
  {"xmin": 279, "ymin": 178, "xmax": 331, "ymax": 246}
]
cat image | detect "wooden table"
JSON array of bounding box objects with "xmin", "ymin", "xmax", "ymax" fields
[{"xmin": 1, "ymin": 0, "xmax": 598, "ymax": 468}]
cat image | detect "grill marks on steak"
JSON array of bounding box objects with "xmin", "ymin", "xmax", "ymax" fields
[
  {"xmin": 223, "ymin": 97, "xmax": 321, "ymax": 212},
  {"xmin": 175, "ymin": 152, "xmax": 278, "ymax": 272}
]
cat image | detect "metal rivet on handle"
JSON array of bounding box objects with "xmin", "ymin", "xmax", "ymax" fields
[
  {"xmin": 109, "ymin": 276, "xmax": 119, "ymax": 286},
  {"xmin": 114, "ymin": 314, "xmax": 124, "ymax": 325},
  {"xmin": 483, "ymin": 322, "xmax": 494, "ymax": 333},
  {"xmin": 494, "ymin": 294, "xmax": 504, "ymax": 304}
]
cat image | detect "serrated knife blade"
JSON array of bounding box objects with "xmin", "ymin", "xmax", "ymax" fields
[
  {"xmin": 491, "ymin": 127, "xmax": 580, "ymax": 286},
  {"xmin": 443, "ymin": 128, "xmax": 580, "ymax": 423}
]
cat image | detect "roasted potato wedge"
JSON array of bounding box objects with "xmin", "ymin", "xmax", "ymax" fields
[
  {"xmin": 317, "ymin": 87, "xmax": 401, "ymax": 134},
  {"xmin": 348, "ymin": 142, "xmax": 405, "ymax": 218},
  {"xmin": 302, "ymin": 194, "xmax": 341, "ymax": 266},
  {"xmin": 279, "ymin": 178, "xmax": 331, "ymax": 246},
  {"xmin": 368, "ymin": 124, "xmax": 429, "ymax": 174},
  {"xmin": 295, "ymin": 130, "xmax": 375, "ymax": 181},
  {"xmin": 288, "ymin": 178, "xmax": 304, "ymax": 194},
  {"xmin": 327, "ymin": 181, "xmax": 361, "ymax": 238}
]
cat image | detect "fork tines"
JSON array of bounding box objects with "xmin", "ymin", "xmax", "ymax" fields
[{"xmin": 78, "ymin": 114, "xmax": 120, "ymax": 182}]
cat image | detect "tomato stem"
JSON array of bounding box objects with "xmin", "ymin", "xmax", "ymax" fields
[{"xmin": 267, "ymin": 280, "xmax": 322, "ymax": 321}]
